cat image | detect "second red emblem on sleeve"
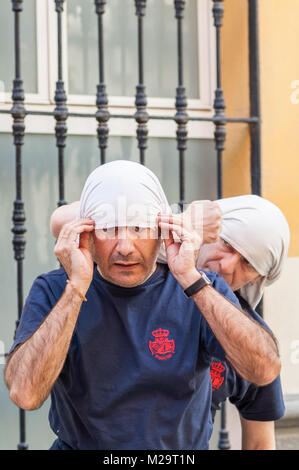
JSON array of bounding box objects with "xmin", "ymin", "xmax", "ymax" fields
[{"xmin": 210, "ymin": 361, "xmax": 226, "ymax": 391}]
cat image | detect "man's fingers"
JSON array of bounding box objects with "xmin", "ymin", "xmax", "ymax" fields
[
  {"xmin": 59, "ymin": 219, "xmax": 94, "ymax": 241},
  {"xmin": 60, "ymin": 225, "xmax": 94, "ymax": 242},
  {"xmin": 161, "ymin": 226, "xmax": 174, "ymax": 251},
  {"xmin": 158, "ymin": 216, "xmax": 175, "ymax": 250},
  {"xmin": 158, "ymin": 215, "xmax": 193, "ymax": 241},
  {"xmin": 79, "ymin": 230, "xmax": 92, "ymax": 251},
  {"xmin": 159, "ymin": 221, "xmax": 192, "ymax": 240},
  {"xmin": 159, "ymin": 213, "xmax": 190, "ymax": 226},
  {"xmin": 59, "ymin": 218, "xmax": 94, "ymax": 234},
  {"xmin": 55, "ymin": 224, "xmax": 95, "ymax": 257},
  {"xmin": 159, "ymin": 221, "xmax": 201, "ymax": 250}
]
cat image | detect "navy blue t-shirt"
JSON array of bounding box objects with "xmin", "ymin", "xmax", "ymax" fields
[
  {"xmin": 10, "ymin": 264, "xmax": 241, "ymax": 450},
  {"xmin": 210, "ymin": 293, "xmax": 285, "ymax": 422}
]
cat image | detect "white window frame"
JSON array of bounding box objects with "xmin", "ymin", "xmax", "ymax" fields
[
  {"xmin": 0, "ymin": 0, "xmax": 216, "ymax": 140},
  {"xmin": 0, "ymin": 0, "xmax": 49, "ymax": 105}
]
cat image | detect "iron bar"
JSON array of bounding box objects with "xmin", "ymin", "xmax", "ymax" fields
[
  {"xmin": 212, "ymin": 0, "xmax": 226, "ymax": 201},
  {"xmin": 94, "ymin": 0, "xmax": 109, "ymax": 164},
  {"xmin": 54, "ymin": 0, "xmax": 67, "ymax": 208},
  {"xmin": 212, "ymin": 0, "xmax": 230, "ymax": 450},
  {"xmin": 174, "ymin": 0, "xmax": 188, "ymax": 210},
  {"xmin": 134, "ymin": 0, "xmax": 148, "ymax": 165},
  {"xmin": 11, "ymin": 0, "xmax": 28, "ymax": 451},
  {"xmin": 248, "ymin": 0, "xmax": 262, "ymax": 196},
  {"xmin": 218, "ymin": 401, "xmax": 231, "ymax": 450},
  {"xmin": 248, "ymin": 0, "xmax": 262, "ymax": 317},
  {"xmin": 0, "ymin": 108, "xmax": 259, "ymax": 124}
]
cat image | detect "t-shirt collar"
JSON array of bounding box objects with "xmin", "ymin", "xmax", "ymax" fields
[{"xmin": 93, "ymin": 262, "xmax": 168, "ymax": 296}]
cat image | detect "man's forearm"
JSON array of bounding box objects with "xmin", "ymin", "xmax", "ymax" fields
[
  {"xmin": 5, "ymin": 283, "xmax": 83, "ymax": 410},
  {"xmin": 193, "ymin": 285, "xmax": 280, "ymax": 385},
  {"xmin": 241, "ymin": 417, "xmax": 276, "ymax": 450},
  {"xmin": 180, "ymin": 271, "xmax": 280, "ymax": 385}
]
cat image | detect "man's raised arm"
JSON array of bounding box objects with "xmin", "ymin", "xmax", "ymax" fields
[
  {"xmin": 180, "ymin": 270, "xmax": 280, "ymax": 385},
  {"xmin": 5, "ymin": 281, "xmax": 84, "ymax": 410},
  {"xmin": 5, "ymin": 218, "xmax": 94, "ymax": 410},
  {"xmin": 158, "ymin": 213, "xmax": 281, "ymax": 387}
]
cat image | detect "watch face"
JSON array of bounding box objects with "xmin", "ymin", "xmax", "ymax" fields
[{"xmin": 200, "ymin": 272, "xmax": 211, "ymax": 285}]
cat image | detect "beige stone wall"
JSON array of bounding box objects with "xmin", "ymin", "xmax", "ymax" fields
[{"xmin": 264, "ymin": 258, "xmax": 299, "ymax": 395}]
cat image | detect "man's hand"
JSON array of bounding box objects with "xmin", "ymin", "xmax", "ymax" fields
[
  {"xmin": 54, "ymin": 218, "xmax": 95, "ymax": 295},
  {"xmin": 184, "ymin": 200, "xmax": 222, "ymax": 244},
  {"xmin": 157, "ymin": 214, "xmax": 202, "ymax": 289}
]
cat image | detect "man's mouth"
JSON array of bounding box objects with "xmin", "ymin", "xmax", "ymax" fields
[{"xmin": 114, "ymin": 262, "xmax": 139, "ymax": 269}]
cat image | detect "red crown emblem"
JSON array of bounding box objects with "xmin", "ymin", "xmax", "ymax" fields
[
  {"xmin": 211, "ymin": 361, "xmax": 226, "ymax": 373},
  {"xmin": 152, "ymin": 328, "xmax": 169, "ymax": 339}
]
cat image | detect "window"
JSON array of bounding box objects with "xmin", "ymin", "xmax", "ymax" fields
[{"xmin": 0, "ymin": 0, "xmax": 216, "ymax": 140}]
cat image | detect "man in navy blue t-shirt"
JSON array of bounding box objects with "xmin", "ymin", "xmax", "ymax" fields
[
  {"xmin": 5, "ymin": 161, "xmax": 280, "ymax": 450},
  {"xmin": 193, "ymin": 195, "xmax": 289, "ymax": 449}
]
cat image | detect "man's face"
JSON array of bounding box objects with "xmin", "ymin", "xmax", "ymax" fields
[
  {"xmin": 196, "ymin": 238, "xmax": 263, "ymax": 291},
  {"xmin": 91, "ymin": 226, "xmax": 161, "ymax": 288}
]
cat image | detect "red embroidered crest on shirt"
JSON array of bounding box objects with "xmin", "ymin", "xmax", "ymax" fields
[
  {"xmin": 149, "ymin": 328, "xmax": 175, "ymax": 360},
  {"xmin": 210, "ymin": 361, "xmax": 226, "ymax": 391}
]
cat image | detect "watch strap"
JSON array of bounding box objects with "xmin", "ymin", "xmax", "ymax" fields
[{"xmin": 184, "ymin": 272, "xmax": 211, "ymax": 297}]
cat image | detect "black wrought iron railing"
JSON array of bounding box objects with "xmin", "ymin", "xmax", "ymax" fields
[{"xmin": 1, "ymin": 0, "xmax": 261, "ymax": 450}]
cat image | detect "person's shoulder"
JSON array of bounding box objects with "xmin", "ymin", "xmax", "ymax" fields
[
  {"xmin": 201, "ymin": 269, "xmax": 233, "ymax": 292},
  {"xmin": 36, "ymin": 266, "xmax": 68, "ymax": 283},
  {"xmin": 31, "ymin": 266, "xmax": 68, "ymax": 299},
  {"xmin": 200, "ymin": 270, "xmax": 220, "ymax": 285},
  {"xmin": 201, "ymin": 270, "xmax": 241, "ymax": 307}
]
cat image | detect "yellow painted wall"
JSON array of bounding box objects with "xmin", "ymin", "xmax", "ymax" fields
[
  {"xmin": 222, "ymin": 0, "xmax": 299, "ymax": 256},
  {"xmin": 259, "ymin": 0, "xmax": 299, "ymax": 257},
  {"xmin": 221, "ymin": 0, "xmax": 251, "ymax": 196}
]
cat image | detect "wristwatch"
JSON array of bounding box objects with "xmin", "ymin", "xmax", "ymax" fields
[{"xmin": 184, "ymin": 271, "xmax": 212, "ymax": 298}]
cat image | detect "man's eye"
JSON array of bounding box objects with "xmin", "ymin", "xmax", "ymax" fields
[
  {"xmin": 129, "ymin": 226, "xmax": 146, "ymax": 233},
  {"xmin": 223, "ymin": 239, "xmax": 238, "ymax": 254},
  {"xmin": 103, "ymin": 227, "xmax": 116, "ymax": 235},
  {"xmin": 243, "ymin": 258, "xmax": 254, "ymax": 269}
]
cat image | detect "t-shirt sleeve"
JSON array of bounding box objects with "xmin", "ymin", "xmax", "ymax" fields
[
  {"xmin": 9, "ymin": 275, "xmax": 59, "ymax": 354},
  {"xmin": 231, "ymin": 375, "xmax": 285, "ymax": 421},
  {"xmin": 199, "ymin": 271, "xmax": 242, "ymax": 361}
]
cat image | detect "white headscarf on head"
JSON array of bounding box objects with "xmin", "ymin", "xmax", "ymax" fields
[
  {"xmin": 78, "ymin": 160, "xmax": 171, "ymax": 229},
  {"xmin": 216, "ymin": 195, "xmax": 290, "ymax": 309}
]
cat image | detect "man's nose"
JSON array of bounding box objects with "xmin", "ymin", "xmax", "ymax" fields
[
  {"xmin": 115, "ymin": 229, "xmax": 135, "ymax": 257},
  {"xmin": 220, "ymin": 252, "xmax": 241, "ymax": 273}
]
